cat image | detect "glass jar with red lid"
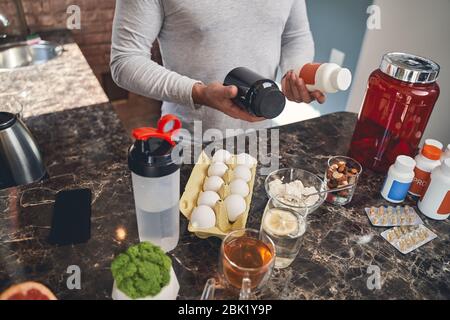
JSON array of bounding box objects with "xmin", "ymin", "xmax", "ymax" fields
[{"xmin": 349, "ymin": 52, "xmax": 440, "ymax": 173}]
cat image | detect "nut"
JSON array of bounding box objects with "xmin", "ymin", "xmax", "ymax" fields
[
  {"xmin": 327, "ymin": 168, "xmax": 334, "ymax": 179},
  {"xmin": 332, "ymin": 171, "xmax": 344, "ymax": 180},
  {"xmin": 338, "ymin": 190, "xmax": 349, "ymax": 197},
  {"xmin": 327, "ymin": 180, "xmax": 338, "ymax": 189}
]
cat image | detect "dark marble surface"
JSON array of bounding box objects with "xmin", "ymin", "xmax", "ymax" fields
[{"xmin": 1, "ymin": 110, "xmax": 449, "ymax": 300}]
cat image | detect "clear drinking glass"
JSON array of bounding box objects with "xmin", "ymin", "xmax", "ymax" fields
[
  {"xmin": 261, "ymin": 197, "xmax": 307, "ymax": 269},
  {"xmin": 263, "ymin": 168, "xmax": 325, "ymax": 269},
  {"xmin": 201, "ymin": 228, "xmax": 276, "ymax": 300},
  {"xmin": 324, "ymin": 156, "xmax": 362, "ymax": 206}
]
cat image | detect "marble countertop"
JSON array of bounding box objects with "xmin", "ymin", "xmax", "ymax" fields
[
  {"xmin": 0, "ymin": 35, "xmax": 108, "ymax": 118},
  {"xmin": 0, "ymin": 109, "xmax": 448, "ymax": 300}
]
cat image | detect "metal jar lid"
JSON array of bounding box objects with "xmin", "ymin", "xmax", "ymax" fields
[{"xmin": 380, "ymin": 52, "xmax": 440, "ymax": 84}]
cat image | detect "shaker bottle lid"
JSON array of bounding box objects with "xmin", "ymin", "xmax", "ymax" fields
[
  {"xmin": 380, "ymin": 52, "xmax": 440, "ymax": 84},
  {"xmin": 128, "ymin": 115, "xmax": 182, "ymax": 178},
  {"xmin": 253, "ymin": 86, "xmax": 286, "ymax": 119}
]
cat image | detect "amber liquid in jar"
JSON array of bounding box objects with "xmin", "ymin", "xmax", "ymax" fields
[
  {"xmin": 222, "ymin": 236, "xmax": 274, "ymax": 289},
  {"xmin": 349, "ymin": 69, "xmax": 440, "ymax": 173}
]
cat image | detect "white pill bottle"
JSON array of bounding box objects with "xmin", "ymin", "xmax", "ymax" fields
[
  {"xmin": 441, "ymin": 144, "xmax": 450, "ymax": 162},
  {"xmin": 381, "ymin": 155, "xmax": 416, "ymax": 203},
  {"xmin": 418, "ymin": 159, "xmax": 450, "ymax": 220},
  {"xmin": 408, "ymin": 139, "xmax": 443, "ymax": 197},
  {"xmin": 299, "ymin": 63, "xmax": 352, "ymax": 93}
]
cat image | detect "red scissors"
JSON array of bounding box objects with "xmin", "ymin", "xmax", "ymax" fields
[{"xmin": 132, "ymin": 114, "xmax": 182, "ymax": 146}]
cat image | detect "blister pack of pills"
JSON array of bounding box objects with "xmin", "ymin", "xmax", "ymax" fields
[
  {"xmin": 365, "ymin": 205, "xmax": 423, "ymax": 227},
  {"xmin": 381, "ymin": 225, "xmax": 437, "ymax": 254}
]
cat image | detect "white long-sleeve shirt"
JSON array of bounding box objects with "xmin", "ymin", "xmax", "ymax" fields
[{"xmin": 111, "ymin": 0, "xmax": 314, "ymax": 134}]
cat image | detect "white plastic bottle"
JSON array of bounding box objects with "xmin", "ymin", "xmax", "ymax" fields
[
  {"xmin": 299, "ymin": 62, "xmax": 352, "ymax": 93},
  {"xmin": 441, "ymin": 144, "xmax": 450, "ymax": 162},
  {"xmin": 381, "ymin": 155, "xmax": 416, "ymax": 203},
  {"xmin": 418, "ymin": 159, "xmax": 450, "ymax": 220},
  {"xmin": 408, "ymin": 139, "xmax": 443, "ymax": 197}
]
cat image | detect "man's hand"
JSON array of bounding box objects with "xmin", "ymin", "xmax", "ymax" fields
[
  {"xmin": 192, "ymin": 82, "xmax": 265, "ymax": 122},
  {"xmin": 282, "ymin": 70, "xmax": 326, "ymax": 104}
]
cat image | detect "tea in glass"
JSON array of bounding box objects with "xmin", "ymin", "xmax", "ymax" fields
[{"xmin": 220, "ymin": 229, "xmax": 275, "ymax": 290}]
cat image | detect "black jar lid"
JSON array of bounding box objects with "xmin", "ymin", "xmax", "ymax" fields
[{"xmin": 253, "ymin": 87, "xmax": 286, "ymax": 119}]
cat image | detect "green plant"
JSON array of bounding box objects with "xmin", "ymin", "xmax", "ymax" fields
[{"xmin": 111, "ymin": 242, "xmax": 171, "ymax": 299}]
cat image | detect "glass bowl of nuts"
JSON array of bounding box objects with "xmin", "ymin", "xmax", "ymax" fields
[{"xmin": 324, "ymin": 156, "xmax": 362, "ymax": 205}]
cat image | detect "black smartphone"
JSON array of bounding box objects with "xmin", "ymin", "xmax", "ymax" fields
[{"xmin": 48, "ymin": 188, "xmax": 92, "ymax": 245}]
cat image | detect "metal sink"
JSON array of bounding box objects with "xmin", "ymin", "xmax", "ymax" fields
[{"xmin": 0, "ymin": 40, "xmax": 63, "ymax": 70}]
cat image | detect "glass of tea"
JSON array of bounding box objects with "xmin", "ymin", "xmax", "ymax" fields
[{"xmin": 219, "ymin": 228, "xmax": 275, "ymax": 299}]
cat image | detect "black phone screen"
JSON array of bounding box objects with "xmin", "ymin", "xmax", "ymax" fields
[{"xmin": 48, "ymin": 188, "xmax": 92, "ymax": 245}]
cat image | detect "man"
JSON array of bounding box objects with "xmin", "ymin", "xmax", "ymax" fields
[{"xmin": 111, "ymin": 0, "xmax": 325, "ymax": 135}]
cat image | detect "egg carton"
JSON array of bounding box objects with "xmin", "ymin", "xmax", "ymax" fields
[
  {"xmin": 179, "ymin": 151, "xmax": 257, "ymax": 239},
  {"xmin": 365, "ymin": 205, "xmax": 423, "ymax": 227},
  {"xmin": 381, "ymin": 225, "xmax": 437, "ymax": 255}
]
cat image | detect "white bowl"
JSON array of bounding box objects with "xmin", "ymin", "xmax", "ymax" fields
[{"xmin": 111, "ymin": 267, "xmax": 179, "ymax": 300}]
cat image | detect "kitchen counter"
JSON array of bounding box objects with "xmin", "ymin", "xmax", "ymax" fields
[
  {"xmin": 0, "ymin": 34, "xmax": 108, "ymax": 118},
  {"xmin": 1, "ymin": 109, "xmax": 449, "ymax": 300}
]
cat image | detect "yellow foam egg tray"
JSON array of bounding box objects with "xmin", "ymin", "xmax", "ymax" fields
[{"xmin": 179, "ymin": 151, "xmax": 257, "ymax": 239}]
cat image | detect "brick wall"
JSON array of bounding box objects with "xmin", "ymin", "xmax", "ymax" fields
[
  {"xmin": 1, "ymin": 0, "xmax": 116, "ymax": 85},
  {"xmin": 1, "ymin": 0, "xmax": 163, "ymax": 102}
]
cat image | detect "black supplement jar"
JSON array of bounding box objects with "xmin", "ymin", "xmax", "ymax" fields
[{"xmin": 224, "ymin": 67, "xmax": 286, "ymax": 119}]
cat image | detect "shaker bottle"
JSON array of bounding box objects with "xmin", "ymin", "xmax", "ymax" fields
[
  {"xmin": 224, "ymin": 67, "xmax": 286, "ymax": 119},
  {"xmin": 349, "ymin": 53, "xmax": 440, "ymax": 173},
  {"xmin": 128, "ymin": 114, "xmax": 182, "ymax": 252}
]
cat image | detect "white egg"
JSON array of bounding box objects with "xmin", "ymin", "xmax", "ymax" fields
[
  {"xmin": 203, "ymin": 176, "xmax": 224, "ymax": 192},
  {"xmin": 207, "ymin": 162, "xmax": 228, "ymax": 177},
  {"xmin": 233, "ymin": 165, "xmax": 252, "ymax": 182},
  {"xmin": 197, "ymin": 191, "xmax": 221, "ymax": 208},
  {"xmin": 191, "ymin": 205, "xmax": 216, "ymax": 229},
  {"xmin": 224, "ymin": 194, "xmax": 247, "ymax": 222},
  {"xmin": 229, "ymin": 179, "xmax": 250, "ymax": 197},
  {"xmin": 236, "ymin": 153, "xmax": 257, "ymax": 168},
  {"xmin": 212, "ymin": 149, "xmax": 232, "ymax": 163}
]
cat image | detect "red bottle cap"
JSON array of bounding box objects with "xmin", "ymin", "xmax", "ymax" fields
[
  {"xmin": 132, "ymin": 114, "xmax": 182, "ymax": 146},
  {"xmin": 299, "ymin": 63, "xmax": 321, "ymax": 85},
  {"xmin": 422, "ymin": 144, "xmax": 442, "ymax": 160}
]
